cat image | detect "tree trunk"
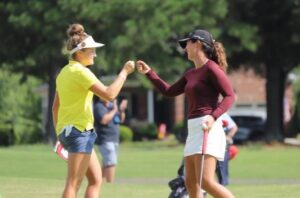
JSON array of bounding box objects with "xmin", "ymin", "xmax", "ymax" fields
[
  {"xmin": 265, "ymin": 63, "xmax": 285, "ymax": 142},
  {"xmin": 45, "ymin": 59, "xmax": 62, "ymax": 145}
]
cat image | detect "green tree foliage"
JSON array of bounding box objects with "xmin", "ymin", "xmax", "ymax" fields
[
  {"xmin": 0, "ymin": 69, "xmax": 42, "ymax": 145},
  {"xmin": 0, "ymin": 0, "xmax": 258, "ymax": 78},
  {"xmin": 0, "ymin": 0, "xmax": 257, "ymax": 142},
  {"xmin": 226, "ymin": 0, "xmax": 300, "ymax": 141}
]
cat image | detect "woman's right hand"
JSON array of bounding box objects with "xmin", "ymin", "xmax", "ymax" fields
[
  {"xmin": 203, "ymin": 115, "xmax": 215, "ymax": 132},
  {"xmin": 137, "ymin": 60, "xmax": 151, "ymax": 74},
  {"xmin": 123, "ymin": 60, "xmax": 135, "ymax": 75}
]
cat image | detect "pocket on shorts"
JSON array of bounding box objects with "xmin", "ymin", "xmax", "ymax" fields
[{"xmin": 64, "ymin": 127, "xmax": 96, "ymax": 153}]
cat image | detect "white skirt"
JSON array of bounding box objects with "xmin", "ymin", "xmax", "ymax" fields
[{"xmin": 183, "ymin": 116, "xmax": 226, "ymax": 161}]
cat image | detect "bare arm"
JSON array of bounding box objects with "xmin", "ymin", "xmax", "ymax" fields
[
  {"xmin": 227, "ymin": 124, "xmax": 238, "ymax": 139},
  {"xmin": 52, "ymin": 92, "xmax": 59, "ymax": 129},
  {"xmin": 100, "ymin": 108, "xmax": 118, "ymax": 125},
  {"xmin": 90, "ymin": 61, "xmax": 135, "ymax": 101},
  {"xmin": 119, "ymin": 99, "xmax": 128, "ymax": 123},
  {"xmin": 137, "ymin": 60, "xmax": 185, "ymax": 97},
  {"xmin": 120, "ymin": 112, "xmax": 126, "ymax": 123}
]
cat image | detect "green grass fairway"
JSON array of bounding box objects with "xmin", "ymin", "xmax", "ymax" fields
[{"xmin": 0, "ymin": 141, "xmax": 300, "ymax": 198}]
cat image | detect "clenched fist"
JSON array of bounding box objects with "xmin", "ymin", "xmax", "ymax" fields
[
  {"xmin": 136, "ymin": 60, "xmax": 151, "ymax": 74},
  {"xmin": 123, "ymin": 60, "xmax": 135, "ymax": 75}
]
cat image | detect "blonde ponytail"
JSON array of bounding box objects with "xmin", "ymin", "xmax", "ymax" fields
[{"xmin": 211, "ymin": 42, "xmax": 228, "ymax": 72}]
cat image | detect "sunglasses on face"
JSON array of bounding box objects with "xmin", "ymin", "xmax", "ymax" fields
[
  {"xmin": 179, "ymin": 38, "xmax": 199, "ymax": 49},
  {"xmin": 190, "ymin": 38, "xmax": 198, "ymax": 43}
]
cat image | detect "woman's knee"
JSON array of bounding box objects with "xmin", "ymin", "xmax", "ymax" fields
[
  {"xmin": 66, "ymin": 177, "xmax": 84, "ymax": 192},
  {"xmin": 87, "ymin": 174, "xmax": 102, "ymax": 187},
  {"xmin": 202, "ymin": 176, "xmax": 216, "ymax": 191}
]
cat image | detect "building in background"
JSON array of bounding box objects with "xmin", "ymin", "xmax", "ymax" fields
[{"xmin": 228, "ymin": 68, "xmax": 266, "ymax": 117}]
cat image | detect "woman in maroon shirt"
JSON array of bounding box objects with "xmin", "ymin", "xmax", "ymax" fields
[{"xmin": 137, "ymin": 29, "xmax": 235, "ymax": 198}]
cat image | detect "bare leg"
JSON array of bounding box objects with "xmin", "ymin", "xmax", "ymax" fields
[
  {"xmin": 196, "ymin": 155, "xmax": 234, "ymax": 198},
  {"xmin": 62, "ymin": 153, "xmax": 91, "ymax": 198},
  {"xmin": 185, "ymin": 155, "xmax": 203, "ymax": 198},
  {"xmin": 85, "ymin": 149, "xmax": 102, "ymax": 198},
  {"xmin": 102, "ymin": 165, "xmax": 116, "ymax": 183}
]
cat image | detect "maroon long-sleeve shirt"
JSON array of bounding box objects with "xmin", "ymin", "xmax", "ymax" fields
[{"xmin": 146, "ymin": 60, "xmax": 235, "ymax": 120}]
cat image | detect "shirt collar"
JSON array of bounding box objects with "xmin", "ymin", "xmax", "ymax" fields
[{"xmin": 68, "ymin": 60, "xmax": 84, "ymax": 68}]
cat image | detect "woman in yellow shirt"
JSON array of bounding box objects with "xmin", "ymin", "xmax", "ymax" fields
[{"xmin": 52, "ymin": 23, "xmax": 135, "ymax": 198}]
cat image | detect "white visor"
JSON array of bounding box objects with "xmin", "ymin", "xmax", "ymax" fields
[{"xmin": 69, "ymin": 36, "xmax": 104, "ymax": 54}]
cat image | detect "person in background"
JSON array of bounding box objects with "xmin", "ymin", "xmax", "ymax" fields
[
  {"xmin": 216, "ymin": 113, "xmax": 238, "ymax": 186},
  {"xmin": 283, "ymin": 80, "xmax": 294, "ymax": 128},
  {"xmin": 137, "ymin": 29, "xmax": 235, "ymax": 198},
  {"xmin": 93, "ymin": 97, "xmax": 128, "ymax": 183},
  {"xmin": 52, "ymin": 23, "xmax": 134, "ymax": 198}
]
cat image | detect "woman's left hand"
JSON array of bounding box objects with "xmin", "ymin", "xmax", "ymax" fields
[{"xmin": 119, "ymin": 99, "xmax": 128, "ymax": 112}]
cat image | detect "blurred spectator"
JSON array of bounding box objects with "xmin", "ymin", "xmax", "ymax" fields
[
  {"xmin": 93, "ymin": 97, "xmax": 127, "ymax": 183},
  {"xmin": 216, "ymin": 113, "xmax": 238, "ymax": 186},
  {"xmin": 284, "ymin": 80, "xmax": 294, "ymax": 127}
]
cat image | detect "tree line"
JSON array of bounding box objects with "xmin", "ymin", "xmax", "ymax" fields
[{"xmin": 0, "ymin": 0, "xmax": 299, "ymax": 144}]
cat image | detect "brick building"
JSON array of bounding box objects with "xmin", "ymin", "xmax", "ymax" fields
[{"xmin": 228, "ymin": 68, "xmax": 266, "ymax": 117}]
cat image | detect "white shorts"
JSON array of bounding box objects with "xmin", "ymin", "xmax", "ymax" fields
[{"xmin": 184, "ymin": 116, "xmax": 226, "ymax": 161}]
